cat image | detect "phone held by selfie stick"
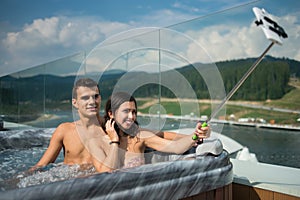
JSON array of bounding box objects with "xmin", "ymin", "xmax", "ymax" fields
[{"xmin": 192, "ymin": 7, "xmax": 288, "ymax": 144}]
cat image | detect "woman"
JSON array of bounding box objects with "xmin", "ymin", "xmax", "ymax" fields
[{"xmin": 102, "ymin": 92, "xmax": 210, "ymax": 169}]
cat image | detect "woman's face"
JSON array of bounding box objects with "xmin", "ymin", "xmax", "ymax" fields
[{"xmin": 113, "ymin": 101, "xmax": 137, "ymax": 130}]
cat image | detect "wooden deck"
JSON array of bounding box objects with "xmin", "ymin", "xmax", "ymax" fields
[
  {"xmin": 181, "ymin": 183, "xmax": 300, "ymax": 200},
  {"xmin": 232, "ymin": 183, "xmax": 300, "ymax": 200},
  {"xmin": 181, "ymin": 184, "xmax": 232, "ymax": 200}
]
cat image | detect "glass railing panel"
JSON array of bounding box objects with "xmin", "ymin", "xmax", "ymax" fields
[
  {"xmin": 78, "ymin": 28, "xmax": 163, "ymax": 129},
  {"xmin": 0, "ymin": 0, "xmax": 299, "ymax": 170},
  {"xmin": 16, "ymin": 66, "xmax": 46, "ymax": 129},
  {"xmin": 161, "ymin": 1, "xmax": 300, "ymax": 170},
  {"xmin": 42, "ymin": 53, "xmax": 85, "ymax": 128},
  {"xmin": 0, "ymin": 52, "xmax": 85, "ymax": 129},
  {"xmin": 0, "ymin": 72, "xmax": 20, "ymax": 130}
]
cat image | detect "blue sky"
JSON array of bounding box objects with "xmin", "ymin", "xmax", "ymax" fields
[
  {"xmin": 0, "ymin": 0, "xmax": 252, "ymax": 27},
  {"xmin": 0, "ymin": 0, "xmax": 299, "ymax": 76}
]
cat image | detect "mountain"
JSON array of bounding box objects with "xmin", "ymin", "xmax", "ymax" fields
[{"xmin": 0, "ymin": 56, "xmax": 298, "ymax": 109}]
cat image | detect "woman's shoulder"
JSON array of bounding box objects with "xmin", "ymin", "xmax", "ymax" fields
[{"xmin": 138, "ymin": 128, "xmax": 160, "ymax": 139}]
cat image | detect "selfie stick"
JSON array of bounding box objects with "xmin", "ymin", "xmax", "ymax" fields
[
  {"xmin": 193, "ymin": 7, "xmax": 288, "ymax": 141},
  {"xmin": 206, "ymin": 41, "xmax": 274, "ymax": 123}
]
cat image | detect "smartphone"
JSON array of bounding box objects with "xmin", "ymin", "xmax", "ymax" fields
[{"xmin": 111, "ymin": 118, "xmax": 120, "ymax": 133}]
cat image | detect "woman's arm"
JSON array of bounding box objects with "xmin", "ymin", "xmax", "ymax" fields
[
  {"xmin": 142, "ymin": 123, "xmax": 210, "ymax": 154},
  {"xmin": 148, "ymin": 122, "xmax": 209, "ymax": 141},
  {"xmin": 142, "ymin": 130, "xmax": 195, "ymax": 154},
  {"xmin": 89, "ymin": 140, "xmax": 120, "ymax": 173},
  {"xmin": 91, "ymin": 119, "xmax": 120, "ymax": 173},
  {"xmin": 155, "ymin": 131, "xmax": 185, "ymax": 140}
]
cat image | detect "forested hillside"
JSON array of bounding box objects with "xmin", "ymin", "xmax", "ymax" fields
[
  {"xmin": 0, "ymin": 56, "xmax": 298, "ymax": 109},
  {"xmin": 213, "ymin": 57, "xmax": 291, "ymax": 100},
  {"xmin": 134, "ymin": 56, "xmax": 295, "ymax": 100}
]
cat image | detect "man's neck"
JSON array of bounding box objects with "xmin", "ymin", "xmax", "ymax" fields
[{"xmin": 78, "ymin": 115, "xmax": 100, "ymax": 128}]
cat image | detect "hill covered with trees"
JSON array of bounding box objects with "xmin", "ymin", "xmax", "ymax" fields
[
  {"xmin": 133, "ymin": 56, "xmax": 296, "ymax": 101},
  {"xmin": 0, "ymin": 56, "xmax": 299, "ymax": 118}
]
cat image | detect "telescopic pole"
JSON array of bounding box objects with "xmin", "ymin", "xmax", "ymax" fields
[
  {"xmin": 193, "ymin": 7, "xmax": 287, "ymax": 143},
  {"xmin": 194, "ymin": 41, "xmax": 275, "ymax": 144},
  {"xmin": 206, "ymin": 41, "xmax": 275, "ymax": 123}
]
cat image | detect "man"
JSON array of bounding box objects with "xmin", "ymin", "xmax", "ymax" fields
[{"xmin": 30, "ymin": 78, "xmax": 120, "ymax": 173}]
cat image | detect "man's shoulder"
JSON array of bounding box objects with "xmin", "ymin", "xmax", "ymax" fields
[{"xmin": 56, "ymin": 122, "xmax": 76, "ymax": 131}]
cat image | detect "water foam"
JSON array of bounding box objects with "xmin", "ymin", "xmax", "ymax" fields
[{"xmin": 17, "ymin": 163, "xmax": 96, "ymax": 188}]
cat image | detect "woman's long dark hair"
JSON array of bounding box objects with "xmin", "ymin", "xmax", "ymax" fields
[{"xmin": 102, "ymin": 92, "xmax": 139, "ymax": 137}]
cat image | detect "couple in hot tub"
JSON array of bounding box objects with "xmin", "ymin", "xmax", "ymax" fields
[{"xmin": 30, "ymin": 78, "xmax": 221, "ymax": 173}]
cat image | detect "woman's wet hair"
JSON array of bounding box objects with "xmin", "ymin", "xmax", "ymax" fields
[{"xmin": 103, "ymin": 92, "xmax": 139, "ymax": 136}]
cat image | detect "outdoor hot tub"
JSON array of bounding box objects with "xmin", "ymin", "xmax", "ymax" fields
[{"xmin": 0, "ymin": 128, "xmax": 233, "ymax": 200}]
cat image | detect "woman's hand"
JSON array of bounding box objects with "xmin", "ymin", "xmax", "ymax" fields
[
  {"xmin": 105, "ymin": 119, "xmax": 119, "ymax": 142},
  {"xmin": 193, "ymin": 122, "xmax": 211, "ymax": 144}
]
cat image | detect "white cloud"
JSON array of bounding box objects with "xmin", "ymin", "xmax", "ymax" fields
[
  {"xmin": 183, "ymin": 12, "xmax": 300, "ymax": 63},
  {"xmin": 274, "ymin": 14, "xmax": 300, "ymax": 60},
  {"xmin": 134, "ymin": 9, "xmax": 197, "ymax": 27},
  {"xmin": 172, "ymin": 2, "xmax": 200, "ymax": 13},
  {"xmin": 0, "ymin": 16, "xmax": 131, "ymax": 76},
  {"xmin": 0, "ymin": 9, "xmax": 299, "ymax": 77}
]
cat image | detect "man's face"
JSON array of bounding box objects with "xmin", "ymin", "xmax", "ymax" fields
[
  {"xmin": 113, "ymin": 101, "xmax": 136, "ymax": 130},
  {"xmin": 72, "ymin": 86, "xmax": 101, "ymax": 118}
]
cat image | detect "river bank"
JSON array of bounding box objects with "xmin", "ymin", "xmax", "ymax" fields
[{"xmin": 139, "ymin": 113, "xmax": 300, "ymax": 132}]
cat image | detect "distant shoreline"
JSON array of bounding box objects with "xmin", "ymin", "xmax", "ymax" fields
[
  {"xmin": 139, "ymin": 113, "xmax": 300, "ymax": 132},
  {"xmin": 2, "ymin": 112, "xmax": 300, "ymax": 132}
]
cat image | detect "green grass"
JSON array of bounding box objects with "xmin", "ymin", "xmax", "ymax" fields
[
  {"xmin": 263, "ymin": 87, "xmax": 300, "ymax": 110},
  {"xmin": 225, "ymin": 105, "xmax": 298, "ymax": 124},
  {"xmin": 138, "ymin": 91, "xmax": 300, "ymax": 125},
  {"xmin": 261, "ymin": 78, "xmax": 300, "ymax": 110}
]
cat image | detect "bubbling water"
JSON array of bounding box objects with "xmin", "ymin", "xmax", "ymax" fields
[
  {"xmin": 0, "ymin": 128, "xmax": 100, "ymax": 191},
  {"xmin": 17, "ymin": 163, "xmax": 96, "ymax": 188}
]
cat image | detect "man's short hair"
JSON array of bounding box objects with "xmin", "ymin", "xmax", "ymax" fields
[{"xmin": 72, "ymin": 78, "xmax": 99, "ymax": 99}]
